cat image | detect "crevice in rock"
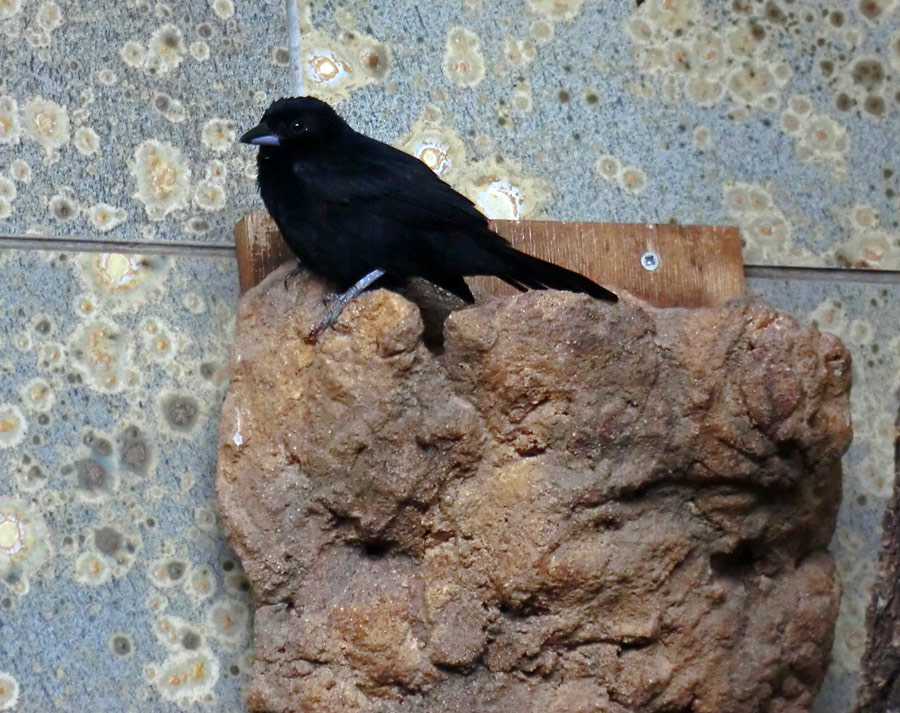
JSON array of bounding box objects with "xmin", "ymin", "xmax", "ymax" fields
[{"xmin": 709, "ymin": 540, "xmax": 759, "ymax": 579}]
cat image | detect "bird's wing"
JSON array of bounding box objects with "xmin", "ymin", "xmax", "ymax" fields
[{"xmin": 299, "ymin": 134, "xmax": 492, "ymax": 233}]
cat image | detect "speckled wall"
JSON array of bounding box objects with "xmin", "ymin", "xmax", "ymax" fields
[{"xmin": 0, "ymin": 1, "xmax": 898, "ymax": 711}]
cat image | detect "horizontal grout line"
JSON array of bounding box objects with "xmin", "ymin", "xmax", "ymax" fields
[
  {"xmin": 3, "ymin": 234, "xmax": 900, "ymax": 286},
  {"xmin": 0, "ymin": 233, "xmax": 237, "ymax": 257},
  {"xmin": 744, "ymin": 265, "xmax": 900, "ymax": 285}
]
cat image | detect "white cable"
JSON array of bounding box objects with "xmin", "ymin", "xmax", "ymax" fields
[{"xmin": 285, "ymin": 0, "xmax": 303, "ymax": 95}]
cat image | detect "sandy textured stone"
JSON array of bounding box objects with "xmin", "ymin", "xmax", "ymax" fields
[{"xmin": 217, "ymin": 263, "xmax": 852, "ymax": 713}]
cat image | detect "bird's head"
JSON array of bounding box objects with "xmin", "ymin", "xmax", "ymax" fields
[{"xmin": 239, "ymin": 96, "xmax": 347, "ymax": 150}]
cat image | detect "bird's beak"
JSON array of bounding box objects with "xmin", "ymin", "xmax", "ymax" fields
[{"xmin": 239, "ymin": 123, "xmax": 280, "ymax": 146}]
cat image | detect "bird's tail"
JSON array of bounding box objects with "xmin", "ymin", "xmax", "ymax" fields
[{"xmin": 489, "ymin": 243, "xmax": 618, "ymax": 302}]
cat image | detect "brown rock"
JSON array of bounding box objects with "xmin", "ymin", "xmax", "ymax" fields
[{"xmin": 217, "ymin": 264, "xmax": 852, "ymax": 713}]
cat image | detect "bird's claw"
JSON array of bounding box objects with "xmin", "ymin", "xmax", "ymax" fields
[
  {"xmin": 303, "ymin": 295, "xmax": 341, "ymax": 342},
  {"xmin": 304, "ymin": 298, "xmax": 347, "ymax": 344},
  {"xmin": 304, "ymin": 314, "xmax": 342, "ymax": 344},
  {"xmin": 304, "ymin": 324, "xmax": 325, "ymax": 344},
  {"xmin": 283, "ymin": 261, "xmax": 303, "ymax": 290}
]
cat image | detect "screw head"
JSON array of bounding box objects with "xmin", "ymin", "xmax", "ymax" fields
[{"xmin": 640, "ymin": 251, "xmax": 660, "ymax": 271}]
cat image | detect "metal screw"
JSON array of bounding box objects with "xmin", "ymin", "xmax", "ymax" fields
[{"xmin": 640, "ymin": 251, "xmax": 660, "ymax": 271}]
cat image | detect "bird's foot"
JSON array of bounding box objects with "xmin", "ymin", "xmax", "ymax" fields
[
  {"xmin": 304, "ymin": 268, "xmax": 386, "ymax": 344},
  {"xmin": 283, "ymin": 260, "xmax": 303, "ymax": 290},
  {"xmin": 306, "ymin": 309, "xmax": 343, "ymax": 344},
  {"xmin": 305, "ymin": 292, "xmax": 361, "ymax": 343}
]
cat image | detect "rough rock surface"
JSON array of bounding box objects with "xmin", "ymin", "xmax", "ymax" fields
[{"xmin": 217, "ymin": 264, "xmax": 852, "ymax": 713}]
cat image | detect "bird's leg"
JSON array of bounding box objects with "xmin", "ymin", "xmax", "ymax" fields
[
  {"xmin": 307, "ymin": 268, "xmax": 385, "ymax": 343},
  {"xmin": 283, "ymin": 260, "xmax": 304, "ymax": 290}
]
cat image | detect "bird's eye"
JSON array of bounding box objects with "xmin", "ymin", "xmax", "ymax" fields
[{"xmin": 291, "ymin": 119, "xmax": 307, "ymax": 134}]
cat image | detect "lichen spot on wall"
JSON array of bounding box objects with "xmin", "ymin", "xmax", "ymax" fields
[
  {"xmin": 443, "ymin": 27, "xmax": 485, "ymax": 88},
  {"xmin": 131, "ymin": 140, "xmax": 192, "ymax": 220},
  {"xmin": 0, "ymin": 498, "xmax": 51, "ymax": 595},
  {"xmin": 23, "ymin": 97, "xmax": 70, "ymax": 156}
]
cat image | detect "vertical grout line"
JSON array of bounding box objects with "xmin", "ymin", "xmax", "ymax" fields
[{"xmin": 285, "ymin": 0, "xmax": 303, "ymax": 95}]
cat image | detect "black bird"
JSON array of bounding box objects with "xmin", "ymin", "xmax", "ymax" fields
[{"xmin": 240, "ymin": 97, "xmax": 617, "ymax": 340}]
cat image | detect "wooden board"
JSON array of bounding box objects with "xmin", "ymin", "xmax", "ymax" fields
[{"xmin": 235, "ymin": 211, "xmax": 744, "ymax": 308}]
